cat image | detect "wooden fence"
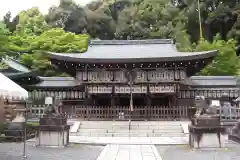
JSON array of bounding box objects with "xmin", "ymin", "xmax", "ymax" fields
[
  {"xmin": 28, "ymin": 104, "xmax": 240, "ymax": 121},
  {"xmin": 72, "ymin": 105, "xmax": 189, "ymax": 120}
]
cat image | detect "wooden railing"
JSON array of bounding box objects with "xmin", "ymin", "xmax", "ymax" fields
[
  {"xmin": 71, "ymin": 105, "xmax": 189, "ymax": 120},
  {"xmin": 220, "ymin": 107, "xmax": 240, "ymax": 121}
]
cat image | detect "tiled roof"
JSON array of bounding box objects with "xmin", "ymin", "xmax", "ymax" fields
[
  {"xmin": 2, "ymin": 57, "xmax": 30, "ymax": 73},
  {"xmin": 29, "ymin": 77, "xmax": 78, "ymax": 88},
  {"xmin": 190, "ymin": 76, "xmax": 238, "ymax": 87},
  {"xmin": 48, "ymin": 39, "xmax": 218, "ymax": 63},
  {"xmin": 89, "ymin": 39, "xmax": 173, "ymax": 45}
]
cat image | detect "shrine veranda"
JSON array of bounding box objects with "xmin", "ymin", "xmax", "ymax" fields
[{"xmin": 2, "ymin": 39, "xmax": 240, "ymax": 120}]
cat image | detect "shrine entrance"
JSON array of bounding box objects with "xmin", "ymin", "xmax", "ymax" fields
[
  {"xmin": 74, "ymin": 93, "xmax": 188, "ymax": 120},
  {"xmin": 115, "ymin": 95, "xmax": 147, "ymax": 120}
]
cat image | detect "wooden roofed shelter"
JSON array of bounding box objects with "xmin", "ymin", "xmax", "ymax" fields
[{"xmin": 2, "ymin": 39, "xmax": 240, "ymax": 121}]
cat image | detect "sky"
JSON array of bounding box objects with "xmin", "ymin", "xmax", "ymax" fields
[{"xmin": 0, "ymin": 0, "xmax": 94, "ymax": 19}]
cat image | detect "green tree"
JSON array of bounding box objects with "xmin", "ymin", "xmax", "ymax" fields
[
  {"xmin": 0, "ymin": 23, "xmax": 10, "ymax": 56},
  {"xmin": 15, "ymin": 7, "xmax": 50, "ymax": 36},
  {"xmin": 8, "ymin": 28, "xmax": 89, "ymax": 76},
  {"xmin": 196, "ymin": 35, "xmax": 240, "ymax": 76},
  {"xmin": 46, "ymin": 0, "xmax": 87, "ymax": 34}
]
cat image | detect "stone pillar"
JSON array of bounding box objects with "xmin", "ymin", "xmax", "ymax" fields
[{"xmin": 229, "ymin": 120, "xmax": 240, "ymax": 143}]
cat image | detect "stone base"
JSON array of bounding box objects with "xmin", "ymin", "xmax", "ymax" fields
[
  {"xmin": 5, "ymin": 122, "xmax": 24, "ymax": 137},
  {"xmin": 228, "ymin": 134, "xmax": 240, "ymax": 143},
  {"xmin": 189, "ymin": 133, "xmax": 226, "ymax": 148},
  {"xmin": 36, "ymin": 125, "xmax": 70, "ymax": 148}
]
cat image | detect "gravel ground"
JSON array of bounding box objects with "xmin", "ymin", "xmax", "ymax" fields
[
  {"xmin": 156, "ymin": 142, "xmax": 240, "ymax": 160},
  {"xmin": 0, "ymin": 142, "xmax": 104, "ymax": 160}
]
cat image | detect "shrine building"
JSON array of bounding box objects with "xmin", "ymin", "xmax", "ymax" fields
[{"xmin": 2, "ymin": 39, "xmax": 240, "ymax": 120}]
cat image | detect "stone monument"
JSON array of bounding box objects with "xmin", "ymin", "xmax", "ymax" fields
[
  {"xmin": 36, "ymin": 97, "xmax": 70, "ymax": 148},
  {"xmin": 4, "ymin": 100, "xmax": 26, "ymax": 138},
  {"xmin": 189, "ymin": 96, "xmax": 226, "ymax": 148},
  {"xmin": 228, "ymin": 97, "xmax": 240, "ymax": 143}
]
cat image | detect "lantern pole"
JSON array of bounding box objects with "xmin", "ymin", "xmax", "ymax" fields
[{"xmin": 197, "ymin": 0, "xmax": 203, "ymax": 39}]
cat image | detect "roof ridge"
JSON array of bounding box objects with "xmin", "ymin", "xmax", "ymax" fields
[
  {"xmin": 90, "ymin": 39, "xmax": 173, "ymax": 45},
  {"xmin": 39, "ymin": 77, "xmax": 75, "ymax": 81}
]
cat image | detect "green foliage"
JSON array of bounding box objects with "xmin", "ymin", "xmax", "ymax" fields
[
  {"xmin": 0, "ymin": 122, "xmax": 7, "ymax": 134},
  {"xmin": 8, "ymin": 28, "xmax": 88, "ymax": 54},
  {"xmin": 1, "ymin": 1, "xmax": 240, "ymax": 76},
  {"xmin": 15, "ymin": 7, "xmax": 50, "ymax": 36},
  {"xmin": 3, "ymin": 8, "xmax": 89, "ymax": 76},
  {"xmin": 0, "ymin": 62, "xmax": 8, "ymax": 69},
  {"xmin": 174, "ymin": 22, "xmax": 193, "ymax": 51},
  {"xmin": 12, "ymin": 28, "xmax": 88, "ymax": 76},
  {"xmin": 0, "ymin": 23, "xmax": 10, "ymax": 56},
  {"xmin": 196, "ymin": 35, "xmax": 240, "ymax": 76}
]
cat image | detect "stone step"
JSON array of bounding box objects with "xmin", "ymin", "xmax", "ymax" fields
[
  {"xmin": 74, "ymin": 132, "xmax": 186, "ymax": 137},
  {"xmin": 78, "ymin": 129, "xmax": 182, "ymax": 134},
  {"xmin": 79, "ymin": 125, "xmax": 182, "ymax": 130},
  {"xmin": 79, "ymin": 122, "xmax": 183, "ymax": 127},
  {"xmin": 75, "ymin": 130, "xmax": 185, "ymax": 135},
  {"xmin": 77, "ymin": 121, "xmax": 186, "ymax": 137}
]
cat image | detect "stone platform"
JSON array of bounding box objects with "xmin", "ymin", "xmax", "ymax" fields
[
  {"xmin": 96, "ymin": 144, "xmax": 162, "ymax": 160},
  {"xmin": 69, "ymin": 136, "xmax": 189, "ymax": 145}
]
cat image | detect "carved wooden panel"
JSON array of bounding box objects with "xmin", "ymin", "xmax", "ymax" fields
[
  {"xmin": 212, "ymin": 91, "xmax": 216, "ymax": 98},
  {"xmin": 186, "ymin": 91, "xmax": 190, "ymax": 98},
  {"xmin": 114, "ymin": 71, "xmax": 127, "ymax": 82},
  {"xmin": 147, "ymin": 69, "xmax": 185, "ymax": 81},
  {"xmin": 216, "ymin": 91, "xmax": 221, "ymax": 98},
  {"xmin": 203, "ymin": 91, "xmax": 208, "ymax": 97},
  {"xmin": 135, "ymin": 71, "xmax": 147, "ymax": 82},
  {"xmin": 177, "ymin": 91, "xmax": 181, "ymax": 98},
  {"xmin": 190, "ymin": 91, "xmax": 195, "ymax": 98},
  {"xmin": 235, "ymin": 90, "xmax": 239, "ymax": 97},
  {"xmin": 114, "ymin": 85, "xmax": 147, "ymax": 93},
  {"xmin": 76, "ymin": 72, "xmax": 83, "ymax": 81},
  {"xmin": 230, "ymin": 90, "xmax": 234, "ymax": 97},
  {"xmin": 180, "ymin": 70, "xmax": 186, "ymax": 80},
  {"xmin": 88, "ymin": 85, "xmax": 112, "ymax": 94},
  {"xmin": 174, "ymin": 70, "xmax": 180, "ymax": 80},
  {"xmin": 182, "ymin": 91, "xmax": 186, "ymax": 98},
  {"xmin": 149, "ymin": 85, "xmax": 175, "ymax": 93}
]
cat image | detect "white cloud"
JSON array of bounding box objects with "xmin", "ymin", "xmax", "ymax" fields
[{"xmin": 0, "ymin": 0, "xmax": 94, "ymax": 20}]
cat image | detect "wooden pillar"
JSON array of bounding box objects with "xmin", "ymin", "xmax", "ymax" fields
[
  {"xmin": 84, "ymin": 94, "xmax": 92, "ymax": 119},
  {"xmin": 145, "ymin": 93, "xmax": 151, "ymax": 120},
  {"xmin": 111, "ymin": 94, "xmax": 115, "ymax": 106},
  {"xmin": 110, "ymin": 94, "xmax": 115, "ymax": 120}
]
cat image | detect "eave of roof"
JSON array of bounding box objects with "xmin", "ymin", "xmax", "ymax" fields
[
  {"xmin": 190, "ymin": 76, "xmax": 238, "ymax": 87},
  {"xmin": 48, "ymin": 39, "xmax": 218, "ymax": 63},
  {"xmin": 23, "ymin": 76, "xmax": 240, "ymax": 88},
  {"xmin": 27, "ymin": 77, "xmax": 80, "ymax": 88},
  {"xmin": 2, "ymin": 57, "xmax": 31, "ymax": 73},
  {"xmin": 4, "ymin": 72, "xmax": 38, "ymax": 79}
]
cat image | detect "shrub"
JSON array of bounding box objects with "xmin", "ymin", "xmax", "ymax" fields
[{"xmin": 0, "ymin": 122, "xmax": 7, "ymax": 134}]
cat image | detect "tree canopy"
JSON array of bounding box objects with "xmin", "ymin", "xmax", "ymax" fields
[{"xmin": 1, "ymin": 0, "xmax": 240, "ymax": 76}]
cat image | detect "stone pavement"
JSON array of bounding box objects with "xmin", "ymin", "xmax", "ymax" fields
[
  {"xmin": 97, "ymin": 144, "xmax": 162, "ymax": 160},
  {"xmin": 69, "ymin": 136, "xmax": 189, "ymax": 145},
  {"xmin": 0, "ymin": 142, "xmax": 103, "ymax": 160},
  {"xmin": 156, "ymin": 142, "xmax": 240, "ymax": 160}
]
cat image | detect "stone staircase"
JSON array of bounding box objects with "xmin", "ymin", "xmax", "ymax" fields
[{"xmin": 74, "ymin": 121, "xmax": 186, "ymax": 137}]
